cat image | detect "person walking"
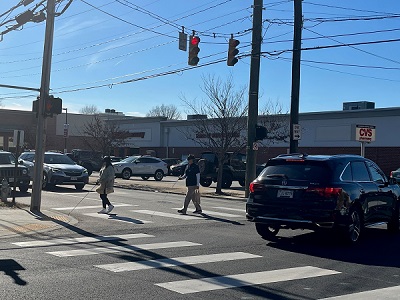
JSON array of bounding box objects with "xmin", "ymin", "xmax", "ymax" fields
[
  {"xmin": 177, "ymin": 154, "xmax": 202, "ymax": 214},
  {"xmin": 96, "ymin": 156, "xmax": 115, "ymax": 214}
]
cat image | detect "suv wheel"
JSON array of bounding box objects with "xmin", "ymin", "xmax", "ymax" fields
[
  {"xmin": 200, "ymin": 178, "xmax": 212, "ymax": 187},
  {"xmin": 345, "ymin": 207, "xmax": 363, "ymax": 243},
  {"xmin": 122, "ymin": 168, "xmax": 132, "ymax": 180},
  {"xmin": 255, "ymin": 223, "xmax": 280, "ymax": 240},
  {"xmin": 141, "ymin": 176, "xmax": 150, "ymax": 180},
  {"xmin": 42, "ymin": 173, "xmax": 52, "ymax": 190},
  {"xmin": 75, "ymin": 184, "xmax": 85, "ymax": 190},
  {"xmin": 19, "ymin": 185, "xmax": 29, "ymax": 193},
  {"xmin": 154, "ymin": 170, "xmax": 164, "ymax": 181},
  {"xmin": 388, "ymin": 202, "xmax": 400, "ymax": 233},
  {"xmin": 221, "ymin": 173, "xmax": 233, "ymax": 189}
]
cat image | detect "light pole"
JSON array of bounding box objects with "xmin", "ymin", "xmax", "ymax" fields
[{"xmin": 62, "ymin": 107, "xmax": 68, "ymax": 153}]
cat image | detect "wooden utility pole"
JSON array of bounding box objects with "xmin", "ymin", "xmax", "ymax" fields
[
  {"xmin": 289, "ymin": 0, "xmax": 303, "ymax": 153},
  {"xmin": 31, "ymin": 0, "xmax": 56, "ymax": 212},
  {"xmin": 245, "ymin": 0, "xmax": 263, "ymax": 197}
]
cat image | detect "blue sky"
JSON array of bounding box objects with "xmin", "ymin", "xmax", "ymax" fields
[{"xmin": 0, "ymin": 0, "xmax": 399, "ymax": 117}]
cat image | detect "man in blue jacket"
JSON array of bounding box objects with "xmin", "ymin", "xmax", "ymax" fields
[{"xmin": 177, "ymin": 154, "xmax": 202, "ymax": 214}]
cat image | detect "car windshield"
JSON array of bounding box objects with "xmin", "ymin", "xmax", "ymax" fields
[
  {"xmin": 119, "ymin": 156, "xmax": 140, "ymax": 163},
  {"xmin": 0, "ymin": 153, "xmax": 16, "ymax": 164},
  {"xmin": 44, "ymin": 154, "xmax": 75, "ymax": 165}
]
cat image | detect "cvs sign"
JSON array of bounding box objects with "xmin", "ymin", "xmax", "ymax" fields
[{"xmin": 355, "ymin": 124, "xmax": 376, "ymax": 142}]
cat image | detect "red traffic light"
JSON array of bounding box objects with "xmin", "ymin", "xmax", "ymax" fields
[{"xmin": 190, "ymin": 36, "xmax": 200, "ymax": 46}]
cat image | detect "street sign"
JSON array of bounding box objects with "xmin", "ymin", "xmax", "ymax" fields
[
  {"xmin": 63, "ymin": 123, "xmax": 69, "ymax": 138},
  {"xmin": 355, "ymin": 124, "xmax": 375, "ymax": 142},
  {"xmin": 293, "ymin": 124, "xmax": 301, "ymax": 140},
  {"xmin": 252, "ymin": 142, "xmax": 259, "ymax": 151}
]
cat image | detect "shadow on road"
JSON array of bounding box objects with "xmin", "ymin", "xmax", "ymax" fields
[{"xmin": 0, "ymin": 259, "xmax": 27, "ymax": 286}]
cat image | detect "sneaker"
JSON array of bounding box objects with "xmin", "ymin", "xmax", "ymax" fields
[
  {"xmin": 107, "ymin": 204, "xmax": 114, "ymax": 213},
  {"xmin": 177, "ymin": 209, "xmax": 186, "ymax": 215},
  {"xmin": 98, "ymin": 208, "xmax": 107, "ymax": 214},
  {"xmin": 193, "ymin": 209, "xmax": 202, "ymax": 214}
]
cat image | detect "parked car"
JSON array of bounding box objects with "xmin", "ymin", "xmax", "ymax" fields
[
  {"xmin": 246, "ymin": 153, "xmax": 400, "ymax": 243},
  {"xmin": 19, "ymin": 151, "xmax": 89, "ymax": 190},
  {"xmin": 0, "ymin": 151, "xmax": 30, "ymax": 193},
  {"xmin": 162, "ymin": 158, "xmax": 182, "ymax": 175},
  {"xmin": 113, "ymin": 155, "xmax": 168, "ymax": 181},
  {"xmin": 390, "ymin": 168, "xmax": 400, "ymax": 184},
  {"xmin": 66, "ymin": 149, "xmax": 103, "ymax": 176}
]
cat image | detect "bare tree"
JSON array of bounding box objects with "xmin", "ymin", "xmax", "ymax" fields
[
  {"xmin": 80, "ymin": 104, "xmax": 100, "ymax": 115},
  {"xmin": 181, "ymin": 74, "xmax": 248, "ymax": 194},
  {"xmin": 258, "ymin": 99, "xmax": 290, "ymax": 145},
  {"xmin": 80, "ymin": 115, "xmax": 130, "ymax": 155},
  {"xmin": 146, "ymin": 104, "xmax": 181, "ymax": 120}
]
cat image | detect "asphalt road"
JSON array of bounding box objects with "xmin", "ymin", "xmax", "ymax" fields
[{"xmin": 1, "ymin": 185, "xmax": 400, "ymax": 299}]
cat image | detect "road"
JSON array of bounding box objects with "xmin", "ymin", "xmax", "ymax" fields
[{"xmin": 1, "ymin": 184, "xmax": 400, "ymax": 299}]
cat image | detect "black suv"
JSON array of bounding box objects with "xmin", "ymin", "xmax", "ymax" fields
[
  {"xmin": 0, "ymin": 151, "xmax": 30, "ymax": 193},
  {"xmin": 66, "ymin": 149, "xmax": 103, "ymax": 175},
  {"xmin": 246, "ymin": 153, "xmax": 400, "ymax": 243}
]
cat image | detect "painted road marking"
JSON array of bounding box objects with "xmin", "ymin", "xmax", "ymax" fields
[
  {"xmin": 319, "ymin": 285, "xmax": 400, "ymax": 300},
  {"xmin": 156, "ymin": 266, "xmax": 340, "ymax": 294},
  {"xmin": 47, "ymin": 241, "xmax": 201, "ymax": 257},
  {"xmin": 52, "ymin": 204, "xmax": 135, "ymax": 211},
  {"xmin": 131, "ymin": 210, "xmax": 198, "ymax": 220},
  {"xmin": 171, "ymin": 208, "xmax": 242, "ymax": 218},
  {"xmin": 212, "ymin": 207, "xmax": 245, "ymax": 213},
  {"xmin": 96, "ymin": 252, "xmax": 261, "ymax": 273},
  {"xmin": 12, "ymin": 233, "xmax": 154, "ymax": 247},
  {"xmin": 84, "ymin": 213, "xmax": 153, "ymax": 224}
]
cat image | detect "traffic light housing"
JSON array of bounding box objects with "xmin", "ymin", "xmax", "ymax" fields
[
  {"xmin": 188, "ymin": 35, "xmax": 200, "ymax": 66},
  {"xmin": 33, "ymin": 95, "xmax": 62, "ymax": 117},
  {"xmin": 255, "ymin": 125, "xmax": 268, "ymax": 141},
  {"xmin": 227, "ymin": 38, "xmax": 240, "ymax": 66}
]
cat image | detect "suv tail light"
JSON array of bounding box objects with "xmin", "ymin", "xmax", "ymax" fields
[
  {"xmin": 390, "ymin": 171, "xmax": 393, "ymax": 178},
  {"xmin": 306, "ymin": 187, "xmax": 342, "ymax": 198},
  {"xmin": 249, "ymin": 182, "xmax": 266, "ymax": 193}
]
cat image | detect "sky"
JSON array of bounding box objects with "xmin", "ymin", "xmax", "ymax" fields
[{"xmin": 0, "ymin": 0, "xmax": 399, "ymax": 117}]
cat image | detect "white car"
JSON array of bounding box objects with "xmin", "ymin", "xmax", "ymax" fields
[{"xmin": 113, "ymin": 156, "xmax": 168, "ymax": 181}]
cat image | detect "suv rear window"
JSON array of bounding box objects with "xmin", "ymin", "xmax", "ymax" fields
[{"xmin": 259, "ymin": 160, "xmax": 332, "ymax": 184}]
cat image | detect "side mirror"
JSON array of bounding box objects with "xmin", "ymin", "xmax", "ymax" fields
[{"xmin": 389, "ymin": 177, "xmax": 397, "ymax": 185}]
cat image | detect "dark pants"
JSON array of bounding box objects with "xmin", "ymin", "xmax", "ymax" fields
[{"xmin": 100, "ymin": 193, "xmax": 111, "ymax": 209}]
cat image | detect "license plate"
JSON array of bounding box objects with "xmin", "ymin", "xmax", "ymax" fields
[
  {"xmin": 71, "ymin": 177, "xmax": 77, "ymax": 180},
  {"xmin": 277, "ymin": 189, "xmax": 293, "ymax": 198}
]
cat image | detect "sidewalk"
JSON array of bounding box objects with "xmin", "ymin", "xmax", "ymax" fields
[{"xmin": 0, "ymin": 204, "xmax": 78, "ymax": 239}]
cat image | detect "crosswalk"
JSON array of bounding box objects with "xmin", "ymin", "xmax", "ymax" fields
[{"xmin": 10, "ymin": 232, "xmax": 400, "ymax": 298}]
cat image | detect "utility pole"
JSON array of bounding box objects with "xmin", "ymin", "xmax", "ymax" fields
[
  {"xmin": 30, "ymin": 0, "xmax": 56, "ymax": 212},
  {"xmin": 289, "ymin": 0, "xmax": 303, "ymax": 153},
  {"xmin": 245, "ymin": 0, "xmax": 263, "ymax": 197}
]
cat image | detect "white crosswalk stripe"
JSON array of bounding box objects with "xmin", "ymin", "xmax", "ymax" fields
[
  {"xmin": 170, "ymin": 208, "xmax": 242, "ymax": 218},
  {"xmin": 12, "ymin": 233, "xmax": 153, "ymax": 247},
  {"xmin": 84, "ymin": 213, "xmax": 153, "ymax": 224},
  {"xmin": 47, "ymin": 241, "xmax": 201, "ymax": 257},
  {"xmin": 52, "ymin": 204, "xmax": 135, "ymax": 211},
  {"xmin": 95, "ymin": 252, "xmax": 261, "ymax": 272},
  {"xmin": 319, "ymin": 285, "xmax": 400, "ymax": 300},
  {"xmin": 155, "ymin": 266, "xmax": 341, "ymax": 294},
  {"xmin": 212, "ymin": 206, "xmax": 245, "ymax": 213},
  {"xmin": 131, "ymin": 210, "xmax": 199, "ymax": 220}
]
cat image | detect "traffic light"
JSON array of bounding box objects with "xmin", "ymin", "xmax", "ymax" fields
[
  {"xmin": 188, "ymin": 35, "xmax": 200, "ymax": 66},
  {"xmin": 227, "ymin": 38, "xmax": 240, "ymax": 66},
  {"xmin": 255, "ymin": 125, "xmax": 268, "ymax": 141}
]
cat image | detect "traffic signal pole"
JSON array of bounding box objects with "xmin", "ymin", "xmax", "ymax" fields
[
  {"xmin": 31, "ymin": 0, "xmax": 56, "ymax": 212},
  {"xmin": 289, "ymin": 0, "xmax": 303, "ymax": 153},
  {"xmin": 245, "ymin": 0, "xmax": 263, "ymax": 198}
]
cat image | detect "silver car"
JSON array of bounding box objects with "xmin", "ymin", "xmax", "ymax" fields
[{"xmin": 113, "ymin": 156, "xmax": 168, "ymax": 181}]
